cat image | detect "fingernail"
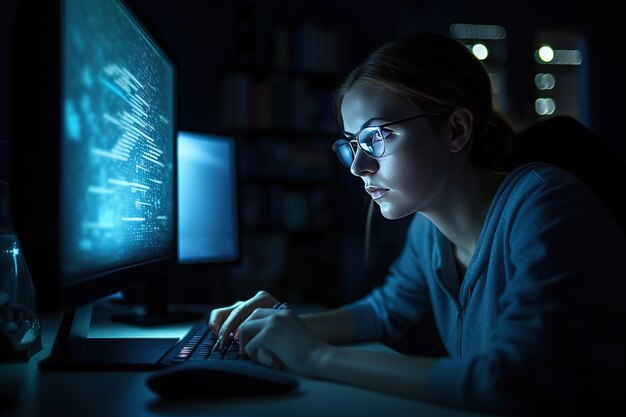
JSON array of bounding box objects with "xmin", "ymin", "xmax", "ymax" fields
[{"xmin": 211, "ymin": 337, "xmax": 221, "ymax": 354}]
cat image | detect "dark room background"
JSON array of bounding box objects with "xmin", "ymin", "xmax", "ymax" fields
[{"xmin": 1, "ymin": 0, "xmax": 624, "ymax": 314}]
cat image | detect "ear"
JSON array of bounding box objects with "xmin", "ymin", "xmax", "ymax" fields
[{"xmin": 446, "ymin": 108, "xmax": 473, "ymax": 153}]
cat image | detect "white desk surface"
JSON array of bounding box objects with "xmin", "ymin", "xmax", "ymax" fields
[{"xmin": 1, "ymin": 305, "xmax": 498, "ymax": 417}]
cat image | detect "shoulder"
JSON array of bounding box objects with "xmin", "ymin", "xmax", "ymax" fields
[
  {"xmin": 499, "ymin": 162, "xmax": 623, "ymax": 244},
  {"xmin": 506, "ymin": 162, "xmax": 588, "ymax": 195},
  {"xmin": 501, "ymin": 162, "xmax": 599, "ymax": 214}
]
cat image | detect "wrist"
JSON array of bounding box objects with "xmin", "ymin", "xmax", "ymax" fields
[{"xmin": 305, "ymin": 343, "xmax": 337, "ymax": 378}]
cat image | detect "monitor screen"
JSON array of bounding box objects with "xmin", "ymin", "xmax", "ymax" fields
[
  {"xmin": 11, "ymin": 0, "xmax": 181, "ymax": 369},
  {"xmin": 178, "ymin": 132, "xmax": 239, "ymax": 263},
  {"xmin": 12, "ymin": 0, "xmax": 177, "ymax": 312},
  {"xmin": 60, "ymin": 0, "xmax": 175, "ymax": 283}
]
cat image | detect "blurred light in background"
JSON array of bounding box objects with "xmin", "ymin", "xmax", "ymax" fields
[
  {"xmin": 472, "ymin": 43, "xmax": 489, "ymax": 60},
  {"xmin": 550, "ymin": 49, "xmax": 583, "ymax": 65},
  {"xmin": 533, "ymin": 30, "xmax": 588, "ymax": 124},
  {"xmin": 535, "ymin": 73, "xmax": 556, "ymax": 90},
  {"xmin": 450, "ymin": 23, "xmax": 506, "ymax": 40},
  {"xmin": 450, "ymin": 23, "xmax": 509, "ymax": 115},
  {"xmin": 537, "ymin": 45, "xmax": 555, "ymax": 63},
  {"xmin": 536, "ymin": 46, "xmax": 582, "ymax": 65},
  {"xmin": 535, "ymin": 98, "xmax": 556, "ymax": 115}
]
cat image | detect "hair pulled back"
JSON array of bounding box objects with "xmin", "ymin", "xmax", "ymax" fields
[{"xmin": 334, "ymin": 33, "xmax": 516, "ymax": 171}]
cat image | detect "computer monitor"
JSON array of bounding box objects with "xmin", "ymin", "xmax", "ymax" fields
[
  {"xmin": 11, "ymin": 0, "xmax": 179, "ymax": 370},
  {"xmin": 178, "ymin": 131, "xmax": 239, "ymax": 264},
  {"xmin": 109, "ymin": 132, "xmax": 240, "ymax": 326}
]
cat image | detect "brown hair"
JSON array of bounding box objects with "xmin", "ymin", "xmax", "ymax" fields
[{"xmin": 334, "ymin": 32, "xmax": 516, "ymax": 171}]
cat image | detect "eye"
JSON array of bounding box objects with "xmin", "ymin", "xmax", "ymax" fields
[{"xmin": 373, "ymin": 128, "xmax": 393, "ymax": 142}]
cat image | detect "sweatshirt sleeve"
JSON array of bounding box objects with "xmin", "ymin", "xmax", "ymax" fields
[
  {"xmin": 428, "ymin": 168, "xmax": 626, "ymax": 415},
  {"xmin": 343, "ymin": 214, "xmax": 434, "ymax": 342}
]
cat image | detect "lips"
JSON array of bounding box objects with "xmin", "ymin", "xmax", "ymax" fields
[{"xmin": 365, "ymin": 185, "xmax": 390, "ymax": 200}]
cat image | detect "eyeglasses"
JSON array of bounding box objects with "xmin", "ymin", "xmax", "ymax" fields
[{"xmin": 332, "ymin": 113, "xmax": 430, "ymax": 169}]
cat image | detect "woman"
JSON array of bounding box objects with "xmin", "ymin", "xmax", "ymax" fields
[{"xmin": 209, "ymin": 33, "xmax": 626, "ymax": 415}]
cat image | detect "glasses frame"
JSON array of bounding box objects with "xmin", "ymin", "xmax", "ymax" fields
[{"xmin": 332, "ymin": 113, "xmax": 430, "ymax": 168}]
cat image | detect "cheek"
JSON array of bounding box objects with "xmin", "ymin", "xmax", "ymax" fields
[
  {"xmin": 379, "ymin": 145, "xmax": 449, "ymax": 214},
  {"xmin": 390, "ymin": 159, "xmax": 422, "ymax": 190},
  {"xmin": 388, "ymin": 149, "xmax": 442, "ymax": 194}
]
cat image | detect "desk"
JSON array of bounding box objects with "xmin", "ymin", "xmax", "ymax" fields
[{"xmin": 1, "ymin": 306, "xmax": 495, "ymax": 417}]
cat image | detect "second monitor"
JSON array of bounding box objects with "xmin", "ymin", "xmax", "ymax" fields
[{"xmin": 177, "ymin": 131, "xmax": 239, "ymax": 264}]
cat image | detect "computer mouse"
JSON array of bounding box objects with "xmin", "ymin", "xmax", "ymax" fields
[{"xmin": 146, "ymin": 360, "xmax": 299, "ymax": 400}]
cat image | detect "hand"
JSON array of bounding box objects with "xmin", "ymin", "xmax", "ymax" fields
[
  {"xmin": 238, "ymin": 308, "xmax": 333, "ymax": 377},
  {"xmin": 208, "ymin": 290, "xmax": 278, "ymax": 350}
]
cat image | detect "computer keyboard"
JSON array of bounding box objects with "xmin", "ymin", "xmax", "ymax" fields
[{"xmin": 161, "ymin": 316, "xmax": 247, "ymax": 365}]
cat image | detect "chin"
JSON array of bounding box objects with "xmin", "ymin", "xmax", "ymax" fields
[{"xmin": 377, "ymin": 201, "xmax": 414, "ymax": 220}]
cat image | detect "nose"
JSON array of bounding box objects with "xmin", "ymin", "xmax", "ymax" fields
[{"xmin": 350, "ymin": 147, "xmax": 379, "ymax": 177}]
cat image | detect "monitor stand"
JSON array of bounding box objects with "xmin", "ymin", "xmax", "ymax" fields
[
  {"xmin": 110, "ymin": 276, "xmax": 204, "ymax": 327},
  {"xmin": 38, "ymin": 303, "xmax": 178, "ymax": 371}
]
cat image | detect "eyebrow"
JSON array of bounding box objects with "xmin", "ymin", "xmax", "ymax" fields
[{"xmin": 343, "ymin": 117, "xmax": 387, "ymax": 136}]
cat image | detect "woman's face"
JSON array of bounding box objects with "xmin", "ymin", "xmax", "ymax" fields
[{"xmin": 341, "ymin": 85, "xmax": 452, "ymax": 219}]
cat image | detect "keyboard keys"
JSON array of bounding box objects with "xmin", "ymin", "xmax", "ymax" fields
[
  {"xmin": 224, "ymin": 341, "xmax": 240, "ymax": 359},
  {"xmin": 167, "ymin": 317, "xmax": 251, "ymax": 363},
  {"xmin": 175, "ymin": 332, "xmax": 206, "ymax": 359}
]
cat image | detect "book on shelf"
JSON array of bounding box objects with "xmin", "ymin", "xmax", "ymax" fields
[
  {"xmin": 220, "ymin": 72, "xmax": 338, "ymax": 132},
  {"xmin": 273, "ymin": 24, "xmax": 345, "ymax": 75},
  {"xmin": 238, "ymin": 137, "xmax": 335, "ymax": 182},
  {"xmin": 239, "ymin": 183, "xmax": 334, "ymax": 233}
]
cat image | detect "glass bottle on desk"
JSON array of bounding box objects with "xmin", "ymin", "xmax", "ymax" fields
[{"xmin": 0, "ymin": 179, "xmax": 41, "ymax": 362}]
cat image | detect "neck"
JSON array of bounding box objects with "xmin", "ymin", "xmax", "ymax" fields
[{"xmin": 420, "ymin": 162, "xmax": 506, "ymax": 266}]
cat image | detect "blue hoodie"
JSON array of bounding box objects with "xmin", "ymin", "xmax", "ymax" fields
[{"xmin": 344, "ymin": 162, "xmax": 626, "ymax": 415}]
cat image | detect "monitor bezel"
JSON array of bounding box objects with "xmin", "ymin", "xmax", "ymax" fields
[{"xmin": 10, "ymin": 0, "xmax": 179, "ymax": 312}]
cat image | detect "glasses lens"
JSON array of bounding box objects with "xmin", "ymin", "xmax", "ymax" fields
[
  {"xmin": 333, "ymin": 140, "xmax": 355, "ymax": 168},
  {"xmin": 358, "ymin": 128, "xmax": 385, "ymax": 158}
]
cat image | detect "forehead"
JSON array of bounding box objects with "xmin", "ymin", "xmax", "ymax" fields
[{"xmin": 341, "ymin": 86, "xmax": 414, "ymax": 133}]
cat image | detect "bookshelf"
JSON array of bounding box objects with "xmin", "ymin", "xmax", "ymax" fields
[{"xmin": 220, "ymin": 7, "xmax": 347, "ymax": 306}]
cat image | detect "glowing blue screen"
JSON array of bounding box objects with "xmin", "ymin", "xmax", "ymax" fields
[
  {"xmin": 61, "ymin": 0, "xmax": 175, "ymax": 281},
  {"xmin": 178, "ymin": 132, "xmax": 239, "ymax": 263}
]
